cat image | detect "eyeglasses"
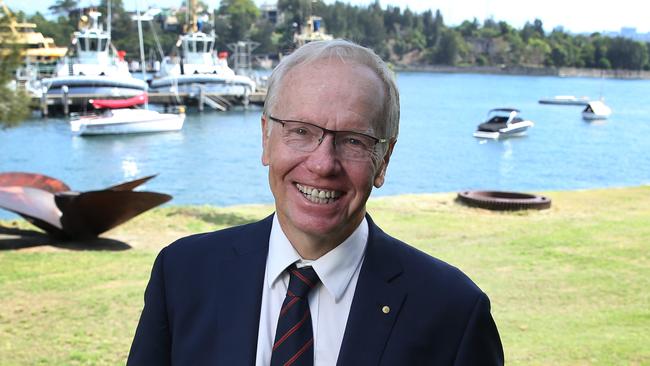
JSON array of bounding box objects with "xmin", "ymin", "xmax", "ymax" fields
[{"xmin": 268, "ymin": 116, "xmax": 388, "ymax": 161}]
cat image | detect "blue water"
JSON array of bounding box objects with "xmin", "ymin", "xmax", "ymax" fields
[{"xmin": 2, "ymin": 72, "xmax": 650, "ymax": 219}]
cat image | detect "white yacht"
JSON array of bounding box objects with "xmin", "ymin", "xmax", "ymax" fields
[
  {"xmin": 473, "ymin": 108, "xmax": 534, "ymax": 139},
  {"xmin": 40, "ymin": 10, "xmax": 147, "ymax": 98},
  {"xmin": 69, "ymin": 93, "xmax": 185, "ymax": 136},
  {"xmin": 149, "ymin": 31, "xmax": 256, "ymax": 100}
]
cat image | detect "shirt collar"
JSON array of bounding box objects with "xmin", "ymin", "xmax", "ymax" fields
[{"xmin": 267, "ymin": 214, "xmax": 368, "ymax": 302}]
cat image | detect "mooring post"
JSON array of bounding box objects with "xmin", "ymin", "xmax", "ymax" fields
[
  {"xmin": 243, "ymin": 87, "xmax": 250, "ymax": 108},
  {"xmin": 198, "ymin": 85, "xmax": 205, "ymax": 112},
  {"xmin": 40, "ymin": 86, "xmax": 48, "ymax": 117},
  {"xmin": 62, "ymin": 85, "xmax": 69, "ymax": 116}
]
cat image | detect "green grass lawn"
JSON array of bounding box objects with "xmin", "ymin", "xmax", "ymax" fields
[{"xmin": 1, "ymin": 186, "xmax": 649, "ymax": 365}]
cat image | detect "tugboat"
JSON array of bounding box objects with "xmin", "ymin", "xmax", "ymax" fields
[
  {"xmin": 473, "ymin": 108, "xmax": 534, "ymax": 139},
  {"xmin": 149, "ymin": 0, "xmax": 255, "ymax": 104},
  {"xmin": 40, "ymin": 10, "xmax": 147, "ymax": 100}
]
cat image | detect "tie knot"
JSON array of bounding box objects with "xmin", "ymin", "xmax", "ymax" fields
[{"xmin": 287, "ymin": 265, "xmax": 320, "ymax": 298}]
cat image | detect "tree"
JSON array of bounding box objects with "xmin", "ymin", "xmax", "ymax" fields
[
  {"xmin": 218, "ymin": 0, "xmax": 260, "ymax": 43},
  {"xmin": 523, "ymin": 38, "xmax": 550, "ymax": 65},
  {"xmin": 433, "ymin": 28, "xmax": 465, "ymax": 65},
  {"xmin": 606, "ymin": 37, "xmax": 648, "ymax": 70},
  {"xmin": 422, "ymin": 9, "xmax": 443, "ymax": 48},
  {"xmin": 48, "ymin": 0, "xmax": 78, "ymax": 17},
  {"xmin": 0, "ymin": 17, "xmax": 30, "ymax": 126}
]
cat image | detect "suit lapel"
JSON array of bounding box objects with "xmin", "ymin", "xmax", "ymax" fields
[
  {"xmin": 214, "ymin": 215, "xmax": 272, "ymax": 365},
  {"xmin": 337, "ymin": 215, "xmax": 406, "ymax": 365}
]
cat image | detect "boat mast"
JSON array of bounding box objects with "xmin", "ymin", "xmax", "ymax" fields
[
  {"xmin": 107, "ymin": 0, "xmax": 111, "ymax": 37},
  {"xmin": 187, "ymin": 0, "xmax": 198, "ymax": 33},
  {"xmin": 135, "ymin": 0, "xmax": 148, "ymax": 107}
]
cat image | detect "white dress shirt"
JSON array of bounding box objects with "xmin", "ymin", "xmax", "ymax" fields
[{"xmin": 255, "ymin": 214, "xmax": 368, "ymax": 366}]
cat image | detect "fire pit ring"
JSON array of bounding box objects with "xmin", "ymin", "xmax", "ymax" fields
[{"xmin": 457, "ymin": 190, "xmax": 551, "ymax": 211}]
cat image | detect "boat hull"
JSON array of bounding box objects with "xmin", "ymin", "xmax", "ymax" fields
[
  {"xmin": 582, "ymin": 112, "xmax": 609, "ymax": 120},
  {"xmin": 149, "ymin": 74, "xmax": 255, "ymax": 96},
  {"xmin": 41, "ymin": 76, "xmax": 147, "ymax": 97},
  {"xmin": 539, "ymin": 96, "xmax": 590, "ymax": 106},
  {"xmin": 474, "ymin": 121, "xmax": 534, "ymax": 139},
  {"xmin": 70, "ymin": 109, "xmax": 185, "ymax": 136}
]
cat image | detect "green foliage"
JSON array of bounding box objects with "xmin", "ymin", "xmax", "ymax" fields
[
  {"xmin": 432, "ymin": 28, "xmax": 465, "ymax": 65},
  {"xmin": 0, "ymin": 87, "xmax": 31, "ymax": 127},
  {"xmin": 4, "ymin": 1, "xmax": 650, "ymax": 73},
  {"xmin": 218, "ymin": 0, "xmax": 260, "ymax": 44},
  {"xmin": 0, "ymin": 18, "xmax": 30, "ymax": 126},
  {"xmin": 607, "ymin": 37, "xmax": 648, "ymax": 70}
]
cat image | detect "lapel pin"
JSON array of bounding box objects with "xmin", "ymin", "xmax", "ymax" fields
[{"xmin": 382, "ymin": 305, "xmax": 390, "ymax": 314}]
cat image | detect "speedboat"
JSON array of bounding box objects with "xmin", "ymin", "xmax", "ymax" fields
[
  {"xmin": 582, "ymin": 101, "xmax": 611, "ymax": 120},
  {"xmin": 473, "ymin": 108, "xmax": 534, "ymax": 139},
  {"xmin": 538, "ymin": 95, "xmax": 590, "ymax": 106},
  {"xmin": 70, "ymin": 93, "xmax": 185, "ymax": 136},
  {"xmin": 40, "ymin": 10, "xmax": 146, "ymax": 98}
]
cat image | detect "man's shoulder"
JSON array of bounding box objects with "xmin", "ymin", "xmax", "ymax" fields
[
  {"xmin": 370, "ymin": 223, "xmax": 484, "ymax": 300},
  {"xmin": 160, "ymin": 214, "xmax": 273, "ymax": 261}
]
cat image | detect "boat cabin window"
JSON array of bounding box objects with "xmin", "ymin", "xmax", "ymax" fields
[
  {"xmin": 206, "ymin": 41, "xmax": 212, "ymax": 52},
  {"xmin": 78, "ymin": 37, "xmax": 87, "ymax": 51},
  {"xmin": 89, "ymin": 38, "xmax": 98, "ymax": 52},
  {"xmin": 99, "ymin": 38, "xmax": 108, "ymax": 51}
]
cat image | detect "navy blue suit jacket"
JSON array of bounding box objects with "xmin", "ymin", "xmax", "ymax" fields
[{"xmin": 128, "ymin": 214, "xmax": 504, "ymax": 365}]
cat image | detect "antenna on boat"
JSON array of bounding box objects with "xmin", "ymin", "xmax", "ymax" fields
[
  {"xmin": 107, "ymin": 0, "xmax": 111, "ymax": 36},
  {"xmin": 136, "ymin": 0, "xmax": 148, "ymax": 108}
]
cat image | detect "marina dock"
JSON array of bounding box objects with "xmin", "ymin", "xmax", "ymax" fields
[{"xmin": 32, "ymin": 88, "xmax": 267, "ymax": 116}]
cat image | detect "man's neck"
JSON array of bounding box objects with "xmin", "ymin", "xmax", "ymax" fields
[{"xmin": 276, "ymin": 215, "xmax": 365, "ymax": 260}]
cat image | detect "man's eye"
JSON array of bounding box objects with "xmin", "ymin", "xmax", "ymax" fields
[{"xmin": 345, "ymin": 137, "xmax": 363, "ymax": 146}]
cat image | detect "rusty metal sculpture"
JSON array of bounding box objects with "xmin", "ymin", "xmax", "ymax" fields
[{"xmin": 0, "ymin": 172, "xmax": 172, "ymax": 239}]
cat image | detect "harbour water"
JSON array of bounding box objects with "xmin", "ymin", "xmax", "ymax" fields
[{"xmin": 2, "ymin": 72, "xmax": 650, "ymax": 219}]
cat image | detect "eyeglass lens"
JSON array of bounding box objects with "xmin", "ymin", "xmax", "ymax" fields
[{"xmin": 279, "ymin": 120, "xmax": 377, "ymax": 160}]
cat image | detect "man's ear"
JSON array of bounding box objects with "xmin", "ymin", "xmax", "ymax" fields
[
  {"xmin": 261, "ymin": 115, "xmax": 270, "ymax": 166},
  {"xmin": 374, "ymin": 139, "xmax": 396, "ymax": 188}
]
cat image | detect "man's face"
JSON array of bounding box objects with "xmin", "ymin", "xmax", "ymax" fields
[{"xmin": 262, "ymin": 60, "xmax": 393, "ymax": 248}]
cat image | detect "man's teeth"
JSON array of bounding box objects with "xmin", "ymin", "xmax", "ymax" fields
[{"xmin": 296, "ymin": 184, "xmax": 341, "ymax": 204}]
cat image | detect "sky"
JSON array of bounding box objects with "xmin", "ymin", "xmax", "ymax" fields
[{"xmin": 4, "ymin": 0, "xmax": 649, "ymax": 34}]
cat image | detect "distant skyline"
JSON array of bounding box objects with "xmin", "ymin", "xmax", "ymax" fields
[{"xmin": 4, "ymin": 0, "xmax": 649, "ymax": 34}]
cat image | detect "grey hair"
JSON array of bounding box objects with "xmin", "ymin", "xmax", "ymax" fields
[{"xmin": 262, "ymin": 39, "xmax": 400, "ymax": 153}]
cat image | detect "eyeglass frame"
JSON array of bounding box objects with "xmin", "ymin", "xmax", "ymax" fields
[{"xmin": 267, "ymin": 115, "xmax": 389, "ymax": 160}]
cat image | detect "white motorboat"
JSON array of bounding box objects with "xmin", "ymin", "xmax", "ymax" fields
[
  {"xmin": 473, "ymin": 108, "xmax": 534, "ymax": 139},
  {"xmin": 70, "ymin": 94, "xmax": 185, "ymax": 136},
  {"xmin": 70, "ymin": 108, "xmax": 185, "ymax": 136},
  {"xmin": 40, "ymin": 10, "xmax": 146, "ymax": 98},
  {"xmin": 538, "ymin": 95, "xmax": 590, "ymax": 106},
  {"xmin": 582, "ymin": 100, "xmax": 612, "ymax": 120}
]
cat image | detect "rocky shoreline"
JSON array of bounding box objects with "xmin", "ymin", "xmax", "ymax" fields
[{"xmin": 394, "ymin": 64, "xmax": 650, "ymax": 80}]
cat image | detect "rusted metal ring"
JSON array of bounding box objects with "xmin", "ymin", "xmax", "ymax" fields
[{"xmin": 457, "ymin": 191, "xmax": 551, "ymax": 211}]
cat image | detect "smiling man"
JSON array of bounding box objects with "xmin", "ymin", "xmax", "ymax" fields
[{"xmin": 128, "ymin": 39, "xmax": 504, "ymax": 366}]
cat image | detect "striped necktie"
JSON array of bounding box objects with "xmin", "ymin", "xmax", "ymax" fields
[{"xmin": 270, "ymin": 265, "xmax": 320, "ymax": 366}]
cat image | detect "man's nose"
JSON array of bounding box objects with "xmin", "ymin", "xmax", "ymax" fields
[{"xmin": 305, "ymin": 134, "xmax": 341, "ymax": 176}]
